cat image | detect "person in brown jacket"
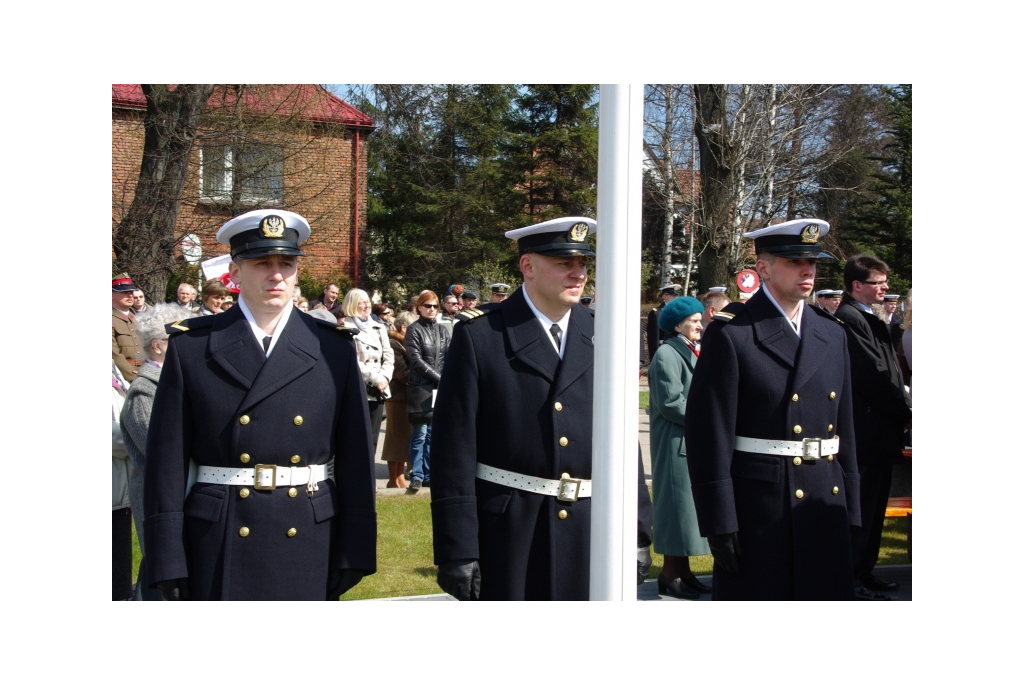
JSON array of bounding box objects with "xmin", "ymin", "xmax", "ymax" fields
[{"xmin": 112, "ymin": 273, "xmax": 144, "ymax": 382}]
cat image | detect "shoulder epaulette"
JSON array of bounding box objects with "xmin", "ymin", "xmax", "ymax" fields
[
  {"xmin": 715, "ymin": 301, "xmax": 745, "ymax": 326},
  {"xmin": 712, "ymin": 311, "xmax": 735, "ymax": 322},
  {"xmin": 165, "ymin": 316, "xmax": 214, "ymax": 335},
  {"xmin": 456, "ymin": 307, "xmax": 489, "ymax": 324}
]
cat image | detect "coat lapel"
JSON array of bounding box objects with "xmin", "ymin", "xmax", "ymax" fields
[
  {"xmin": 208, "ymin": 306, "xmax": 265, "ymax": 389},
  {"xmin": 241, "ymin": 312, "xmax": 320, "ymax": 411},
  {"xmin": 504, "ymin": 289, "xmax": 559, "ymax": 382},
  {"xmin": 792, "ymin": 305, "xmax": 831, "ymax": 391},
  {"xmin": 553, "ymin": 305, "xmax": 595, "ymax": 395},
  {"xmin": 749, "ymin": 290, "xmax": 799, "ymax": 368}
]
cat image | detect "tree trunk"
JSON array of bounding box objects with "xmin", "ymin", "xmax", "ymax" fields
[
  {"xmin": 660, "ymin": 88, "xmax": 675, "ymax": 287},
  {"xmin": 113, "ymin": 84, "xmax": 214, "ymax": 299},
  {"xmin": 692, "ymin": 85, "xmax": 733, "ymax": 292}
]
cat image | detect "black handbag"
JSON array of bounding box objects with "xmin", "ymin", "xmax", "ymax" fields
[{"xmin": 406, "ymin": 384, "xmax": 434, "ymax": 423}]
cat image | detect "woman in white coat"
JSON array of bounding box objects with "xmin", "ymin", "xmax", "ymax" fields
[{"xmin": 340, "ymin": 288, "xmax": 395, "ymax": 453}]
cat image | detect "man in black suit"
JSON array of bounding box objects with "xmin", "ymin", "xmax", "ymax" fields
[
  {"xmin": 143, "ymin": 209, "xmax": 376, "ymax": 600},
  {"xmin": 685, "ymin": 219, "xmax": 861, "ymax": 600},
  {"xmin": 432, "ymin": 216, "xmax": 650, "ymax": 600},
  {"xmin": 835, "ymin": 255, "xmax": 912, "ymax": 600}
]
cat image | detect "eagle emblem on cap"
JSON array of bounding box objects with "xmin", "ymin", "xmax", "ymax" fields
[
  {"xmin": 569, "ymin": 222, "xmax": 589, "ymax": 242},
  {"xmin": 260, "ymin": 215, "xmax": 286, "ymax": 238},
  {"xmin": 800, "ymin": 224, "xmax": 820, "ymax": 244}
]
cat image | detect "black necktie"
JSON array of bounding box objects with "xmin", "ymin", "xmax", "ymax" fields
[
  {"xmin": 550, "ymin": 323, "xmax": 562, "ymax": 349},
  {"xmin": 262, "ymin": 336, "xmax": 272, "ymax": 353}
]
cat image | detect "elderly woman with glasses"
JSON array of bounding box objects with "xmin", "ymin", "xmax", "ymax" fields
[
  {"xmin": 403, "ymin": 290, "xmax": 451, "ymax": 493},
  {"xmin": 119, "ymin": 303, "xmax": 197, "ymax": 600},
  {"xmin": 341, "ymin": 289, "xmax": 395, "ymax": 456}
]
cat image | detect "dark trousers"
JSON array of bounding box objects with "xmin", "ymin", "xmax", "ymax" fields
[
  {"xmin": 368, "ymin": 400, "xmax": 385, "ymax": 450},
  {"xmin": 853, "ymin": 460, "xmax": 893, "ymax": 580},
  {"xmin": 112, "ymin": 508, "xmax": 133, "ymax": 600}
]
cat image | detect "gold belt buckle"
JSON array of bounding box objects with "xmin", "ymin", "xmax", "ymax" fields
[
  {"xmin": 802, "ymin": 438, "xmax": 822, "ymax": 461},
  {"xmin": 254, "ymin": 464, "xmax": 278, "ymax": 490},
  {"xmin": 557, "ymin": 473, "xmax": 582, "ymax": 502}
]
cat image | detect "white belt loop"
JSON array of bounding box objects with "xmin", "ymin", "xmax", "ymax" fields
[
  {"xmin": 475, "ymin": 463, "xmax": 592, "ymax": 501},
  {"xmin": 196, "ymin": 464, "xmax": 328, "ymax": 491},
  {"xmin": 734, "ymin": 436, "xmax": 840, "ymax": 459}
]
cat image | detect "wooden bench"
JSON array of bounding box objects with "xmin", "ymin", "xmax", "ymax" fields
[{"xmin": 884, "ymin": 448, "xmax": 912, "ymax": 560}]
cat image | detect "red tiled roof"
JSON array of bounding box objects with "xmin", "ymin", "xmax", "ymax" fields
[{"xmin": 111, "ymin": 84, "xmax": 374, "ymax": 129}]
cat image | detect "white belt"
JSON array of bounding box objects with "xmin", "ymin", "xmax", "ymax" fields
[
  {"xmin": 476, "ymin": 463, "xmax": 591, "ymax": 502},
  {"xmin": 734, "ymin": 436, "xmax": 839, "ymax": 460},
  {"xmin": 196, "ymin": 464, "xmax": 329, "ymax": 492}
]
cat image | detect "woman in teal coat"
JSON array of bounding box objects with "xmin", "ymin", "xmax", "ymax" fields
[{"xmin": 649, "ymin": 296, "xmax": 711, "ymax": 599}]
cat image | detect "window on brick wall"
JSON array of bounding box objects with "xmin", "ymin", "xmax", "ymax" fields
[{"xmin": 200, "ymin": 143, "xmax": 284, "ymax": 204}]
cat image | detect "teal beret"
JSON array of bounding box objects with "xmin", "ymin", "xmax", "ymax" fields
[{"xmin": 659, "ymin": 296, "xmax": 704, "ymax": 332}]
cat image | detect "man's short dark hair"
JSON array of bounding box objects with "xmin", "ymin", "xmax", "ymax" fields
[{"xmin": 843, "ymin": 254, "xmax": 889, "ymax": 290}]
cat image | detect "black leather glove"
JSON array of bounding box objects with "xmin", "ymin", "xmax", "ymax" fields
[
  {"xmin": 437, "ymin": 559, "xmax": 481, "ymax": 601},
  {"xmin": 707, "ymin": 533, "xmax": 742, "ymax": 575},
  {"xmin": 327, "ymin": 569, "xmax": 366, "ymax": 599},
  {"xmin": 637, "ymin": 545, "xmax": 652, "ymax": 585},
  {"xmin": 155, "ymin": 578, "xmax": 190, "ymax": 601}
]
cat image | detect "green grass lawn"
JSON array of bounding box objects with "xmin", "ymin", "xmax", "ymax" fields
[{"xmin": 132, "ymin": 492, "xmax": 910, "ymax": 599}]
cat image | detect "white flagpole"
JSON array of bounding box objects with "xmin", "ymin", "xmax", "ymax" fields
[{"xmin": 590, "ymin": 84, "xmax": 644, "ymax": 600}]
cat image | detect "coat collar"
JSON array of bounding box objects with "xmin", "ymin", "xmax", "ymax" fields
[
  {"xmin": 208, "ymin": 306, "xmax": 320, "ymax": 409},
  {"xmin": 502, "ymin": 288, "xmax": 594, "ymax": 387},
  {"xmin": 747, "ymin": 289, "xmax": 799, "ymax": 368}
]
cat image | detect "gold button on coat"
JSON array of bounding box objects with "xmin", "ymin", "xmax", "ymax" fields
[
  {"xmin": 832, "ymin": 486, "xmax": 840, "ymax": 495},
  {"xmin": 828, "ymin": 424, "xmax": 834, "ymax": 432},
  {"xmin": 793, "ymin": 457, "xmax": 802, "ymax": 466},
  {"xmin": 240, "ymin": 453, "xmax": 251, "ymax": 464},
  {"xmin": 793, "ymin": 425, "xmax": 802, "ymax": 435},
  {"xmin": 558, "ymin": 510, "xmax": 568, "ymax": 520},
  {"xmin": 293, "ymin": 416, "xmax": 303, "ymax": 426},
  {"xmin": 287, "ymin": 528, "xmax": 297, "ymax": 538},
  {"xmin": 554, "ymin": 402, "xmax": 563, "ymax": 411},
  {"xmin": 290, "ymin": 455, "xmax": 301, "ymax": 464},
  {"xmin": 827, "ymin": 455, "xmax": 834, "ymax": 462},
  {"xmin": 559, "ymin": 437, "xmax": 568, "ymax": 447},
  {"xmin": 795, "ymin": 490, "xmax": 804, "ymax": 499},
  {"xmin": 239, "ymin": 527, "xmax": 250, "ymax": 537},
  {"xmin": 239, "ymin": 415, "xmax": 250, "ymax": 425},
  {"xmin": 829, "ymin": 392, "xmax": 836, "ymax": 400},
  {"xmin": 288, "ymin": 487, "xmax": 298, "ymax": 497},
  {"xmin": 239, "ymin": 488, "xmax": 250, "ymax": 498},
  {"xmin": 791, "ymin": 394, "xmax": 799, "ymax": 402}
]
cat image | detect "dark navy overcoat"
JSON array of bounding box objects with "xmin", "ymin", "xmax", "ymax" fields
[
  {"xmin": 430, "ymin": 288, "xmax": 602, "ymax": 600},
  {"xmin": 143, "ymin": 305, "xmax": 376, "ymax": 600},
  {"xmin": 685, "ymin": 289, "xmax": 861, "ymax": 600}
]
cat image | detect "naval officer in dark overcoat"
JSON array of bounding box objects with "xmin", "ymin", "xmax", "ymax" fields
[
  {"xmin": 143, "ymin": 209, "xmax": 376, "ymax": 600},
  {"xmin": 684, "ymin": 218, "xmax": 861, "ymax": 600},
  {"xmin": 430, "ymin": 217, "xmax": 603, "ymax": 600}
]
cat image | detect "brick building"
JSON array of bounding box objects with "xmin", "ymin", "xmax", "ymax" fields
[{"xmin": 112, "ymin": 85, "xmax": 376, "ymax": 283}]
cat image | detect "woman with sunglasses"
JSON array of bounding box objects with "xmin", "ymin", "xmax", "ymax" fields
[{"xmin": 404, "ymin": 290, "xmax": 451, "ymax": 493}]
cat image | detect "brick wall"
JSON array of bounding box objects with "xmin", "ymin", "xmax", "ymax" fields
[{"xmin": 112, "ymin": 107, "xmax": 370, "ymax": 283}]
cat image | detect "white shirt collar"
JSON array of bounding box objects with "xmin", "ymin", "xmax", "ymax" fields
[
  {"xmin": 521, "ymin": 284, "xmax": 571, "ymax": 357},
  {"xmin": 761, "ymin": 283, "xmax": 804, "ymax": 338},
  {"xmin": 237, "ymin": 295, "xmax": 294, "ymax": 357}
]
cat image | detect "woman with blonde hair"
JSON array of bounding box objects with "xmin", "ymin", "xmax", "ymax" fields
[{"xmin": 341, "ymin": 288, "xmax": 394, "ymax": 453}]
